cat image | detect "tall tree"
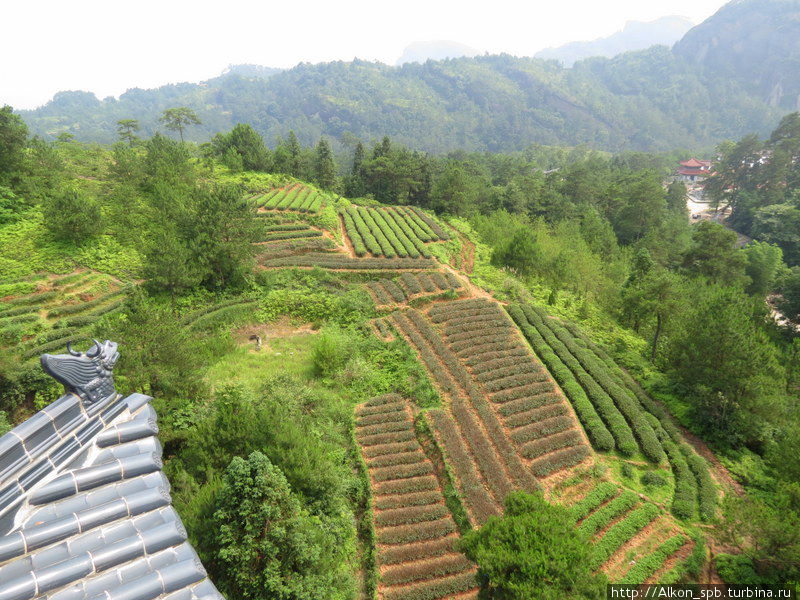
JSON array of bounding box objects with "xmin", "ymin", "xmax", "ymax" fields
[
  {"xmin": 142, "ymin": 223, "xmax": 202, "ymax": 305},
  {"xmin": 777, "ymin": 266, "xmax": 800, "ymax": 323},
  {"xmin": 373, "ymin": 135, "xmax": 391, "ymax": 159},
  {"xmin": 285, "ymin": 131, "xmax": 302, "ymax": 177},
  {"xmin": 665, "ymin": 285, "xmax": 786, "ymax": 444},
  {"xmin": 211, "ymin": 123, "xmax": 271, "ymax": 171},
  {"xmin": 742, "ymin": 241, "xmax": 785, "ymax": 297},
  {"xmin": 609, "ymin": 171, "xmax": 667, "ymax": 245},
  {"xmin": 116, "ymin": 119, "xmax": 140, "ymax": 146},
  {"xmin": 430, "ymin": 162, "xmax": 480, "ymax": 216},
  {"xmin": 492, "ymin": 228, "xmax": 541, "ymax": 277},
  {"xmin": 682, "ymin": 221, "xmax": 748, "ymax": 286},
  {"xmin": 313, "ymin": 138, "xmax": 336, "ymax": 190},
  {"xmin": 623, "ymin": 267, "xmax": 684, "ymax": 361},
  {"xmin": 142, "ymin": 133, "xmax": 195, "ymax": 190},
  {"xmin": 0, "ymin": 105, "xmax": 28, "ymax": 185},
  {"xmin": 210, "ymin": 451, "xmax": 352, "ymax": 600},
  {"xmin": 344, "ymin": 142, "xmax": 366, "ymax": 197},
  {"xmin": 159, "ymin": 107, "xmax": 201, "ymax": 143},
  {"xmin": 190, "ymin": 185, "xmax": 257, "ymax": 290}
]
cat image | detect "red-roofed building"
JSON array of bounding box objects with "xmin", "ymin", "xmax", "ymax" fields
[{"xmin": 677, "ymin": 158, "xmax": 713, "ymax": 182}]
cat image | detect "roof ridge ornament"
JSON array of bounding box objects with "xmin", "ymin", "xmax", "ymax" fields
[{"xmin": 40, "ymin": 340, "xmax": 120, "ymax": 405}]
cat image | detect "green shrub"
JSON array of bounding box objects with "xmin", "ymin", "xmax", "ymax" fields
[
  {"xmin": 569, "ymin": 482, "xmax": 618, "ymax": 522},
  {"xmin": 642, "ymin": 471, "xmax": 668, "ymax": 488},
  {"xmin": 715, "ymin": 553, "xmax": 765, "ymax": 586},
  {"xmin": 459, "ymin": 491, "xmax": 607, "ymax": 600},
  {"xmin": 209, "ymin": 451, "xmax": 355, "ymax": 600},
  {"xmin": 590, "ymin": 503, "xmax": 660, "ymax": 570},
  {"xmin": 623, "ymin": 535, "xmax": 686, "ymax": 583},
  {"xmin": 312, "ymin": 326, "xmax": 353, "ymax": 377}
]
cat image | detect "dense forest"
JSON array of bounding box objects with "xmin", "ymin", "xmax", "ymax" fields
[
  {"xmin": 16, "ymin": 49, "xmax": 780, "ymax": 153},
  {"xmin": 2, "ymin": 94, "xmax": 800, "ymax": 597}
]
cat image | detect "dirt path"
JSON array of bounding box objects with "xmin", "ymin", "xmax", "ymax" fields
[
  {"xmin": 338, "ymin": 214, "xmax": 357, "ymax": 258},
  {"xmin": 440, "ymin": 264, "xmax": 494, "ymax": 302},
  {"xmin": 458, "ymin": 232, "xmax": 475, "ymax": 274},
  {"xmin": 680, "ymin": 426, "xmax": 744, "ymax": 496}
]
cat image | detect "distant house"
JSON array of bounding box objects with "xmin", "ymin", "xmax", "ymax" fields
[{"xmin": 677, "ymin": 158, "xmax": 713, "ymax": 183}]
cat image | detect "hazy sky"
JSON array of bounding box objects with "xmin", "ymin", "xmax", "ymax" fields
[{"xmin": 1, "ymin": 0, "xmax": 727, "ymax": 110}]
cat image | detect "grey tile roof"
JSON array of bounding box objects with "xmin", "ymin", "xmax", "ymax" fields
[{"xmin": 0, "ymin": 390, "xmax": 224, "ymax": 600}]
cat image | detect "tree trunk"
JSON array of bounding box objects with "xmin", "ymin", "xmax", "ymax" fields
[{"xmin": 651, "ymin": 312, "xmax": 663, "ymax": 362}]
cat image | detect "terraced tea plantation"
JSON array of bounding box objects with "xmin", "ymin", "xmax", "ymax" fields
[
  {"xmin": 355, "ymin": 394, "xmax": 479, "ymax": 600},
  {"xmin": 342, "ymin": 206, "xmax": 449, "ymax": 258},
  {"xmin": 390, "ymin": 303, "xmax": 549, "ymax": 525},
  {"xmin": 0, "ymin": 270, "xmax": 128, "ymax": 362},
  {"xmin": 427, "ymin": 299, "xmax": 591, "ymax": 479},
  {"xmin": 508, "ymin": 304, "xmax": 717, "ymax": 522},
  {"xmin": 558, "ymin": 477, "xmax": 697, "ymax": 583},
  {"xmin": 366, "ymin": 272, "xmax": 464, "ymax": 308},
  {"xmin": 259, "ymin": 253, "xmax": 438, "ymax": 271},
  {"xmin": 253, "ymin": 212, "xmax": 339, "ymax": 264},
  {"xmin": 346, "ymin": 293, "xmax": 713, "ymax": 588},
  {"xmin": 250, "ymin": 183, "xmax": 326, "ymax": 213},
  {"xmin": 177, "ymin": 297, "xmax": 260, "ymax": 332}
]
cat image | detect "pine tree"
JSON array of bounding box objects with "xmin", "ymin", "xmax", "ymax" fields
[
  {"xmin": 116, "ymin": 119, "xmax": 140, "ymax": 147},
  {"xmin": 286, "ymin": 131, "xmax": 302, "ymax": 177},
  {"xmin": 373, "ymin": 135, "xmax": 391, "ymax": 159},
  {"xmin": 313, "ymin": 138, "xmax": 336, "ymax": 190},
  {"xmin": 345, "ymin": 142, "xmax": 366, "ymax": 197}
]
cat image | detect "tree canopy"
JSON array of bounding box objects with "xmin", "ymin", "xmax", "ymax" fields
[{"xmin": 460, "ymin": 491, "xmax": 606, "ymax": 600}]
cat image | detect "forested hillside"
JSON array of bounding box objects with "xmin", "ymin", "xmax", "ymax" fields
[
  {"xmin": 18, "ymin": 51, "xmax": 779, "ymax": 153},
  {"xmin": 2, "ymin": 98, "xmax": 799, "ymax": 596},
  {"xmin": 18, "ymin": 0, "xmax": 800, "ymax": 153},
  {"xmin": 17, "ymin": 0, "xmax": 800, "ymax": 152}
]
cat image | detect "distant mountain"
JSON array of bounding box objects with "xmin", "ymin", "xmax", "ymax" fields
[
  {"xmin": 17, "ymin": 1, "xmax": 798, "ymax": 154},
  {"xmin": 673, "ymin": 0, "xmax": 800, "ymax": 110},
  {"xmin": 396, "ymin": 41, "xmax": 480, "ymax": 65},
  {"xmin": 536, "ymin": 16, "xmax": 694, "ymax": 66}
]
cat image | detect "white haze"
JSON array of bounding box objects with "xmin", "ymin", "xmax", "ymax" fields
[{"xmin": 0, "ymin": 0, "xmax": 727, "ymax": 110}]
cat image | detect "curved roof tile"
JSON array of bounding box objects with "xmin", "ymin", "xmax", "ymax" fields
[{"xmin": 0, "ymin": 343, "xmax": 223, "ymax": 600}]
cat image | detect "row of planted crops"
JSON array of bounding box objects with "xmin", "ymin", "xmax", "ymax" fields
[
  {"xmin": 0, "ymin": 271, "xmax": 128, "ymax": 362},
  {"xmin": 426, "ymin": 299, "xmax": 591, "ymax": 479},
  {"xmin": 341, "ymin": 205, "xmax": 449, "ymax": 259},
  {"xmin": 356, "ymin": 296, "xmax": 704, "ymax": 587},
  {"xmin": 390, "ymin": 305, "xmax": 543, "ymax": 526},
  {"xmin": 507, "ymin": 304, "xmax": 717, "ymax": 522},
  {"xmin": 250, "ymin": 184, "xmax": 325, "ymax": 213},
  {"xmin": 564, "ymin": 479, "xmax": 697, "ymax": 582},
  {"xmin": 354, "ymin": 394, "xmax": 479, "ymax": 600},
  {"xmin": 366, "ymin": 271, "xmax": 464, "ymax": 306}
]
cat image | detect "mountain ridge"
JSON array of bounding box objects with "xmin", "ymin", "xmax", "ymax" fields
[
  {"xmin": 535, "ymin": 16, "xmax": 694, "ymax": 66},
  {"xmin": 15, "ymin": 0, "xmax": 799, "ymax": 153}
]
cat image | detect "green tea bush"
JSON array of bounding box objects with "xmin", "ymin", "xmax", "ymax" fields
[
  {"xmin": 507, "ymin": 304, "xmax": 615, "ymax": 452},
  {"xmin": 642, "ymin": 471, "xmax": 668, "ymax": 488}
]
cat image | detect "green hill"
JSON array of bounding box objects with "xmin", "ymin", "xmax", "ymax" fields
[
  {"xmin": 19, "ymin": 50, "xmax": 780, "ymax": 152},
  {"xmin": 18, "ymin": 1, "xmax": 800, "ymax": 154}
]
